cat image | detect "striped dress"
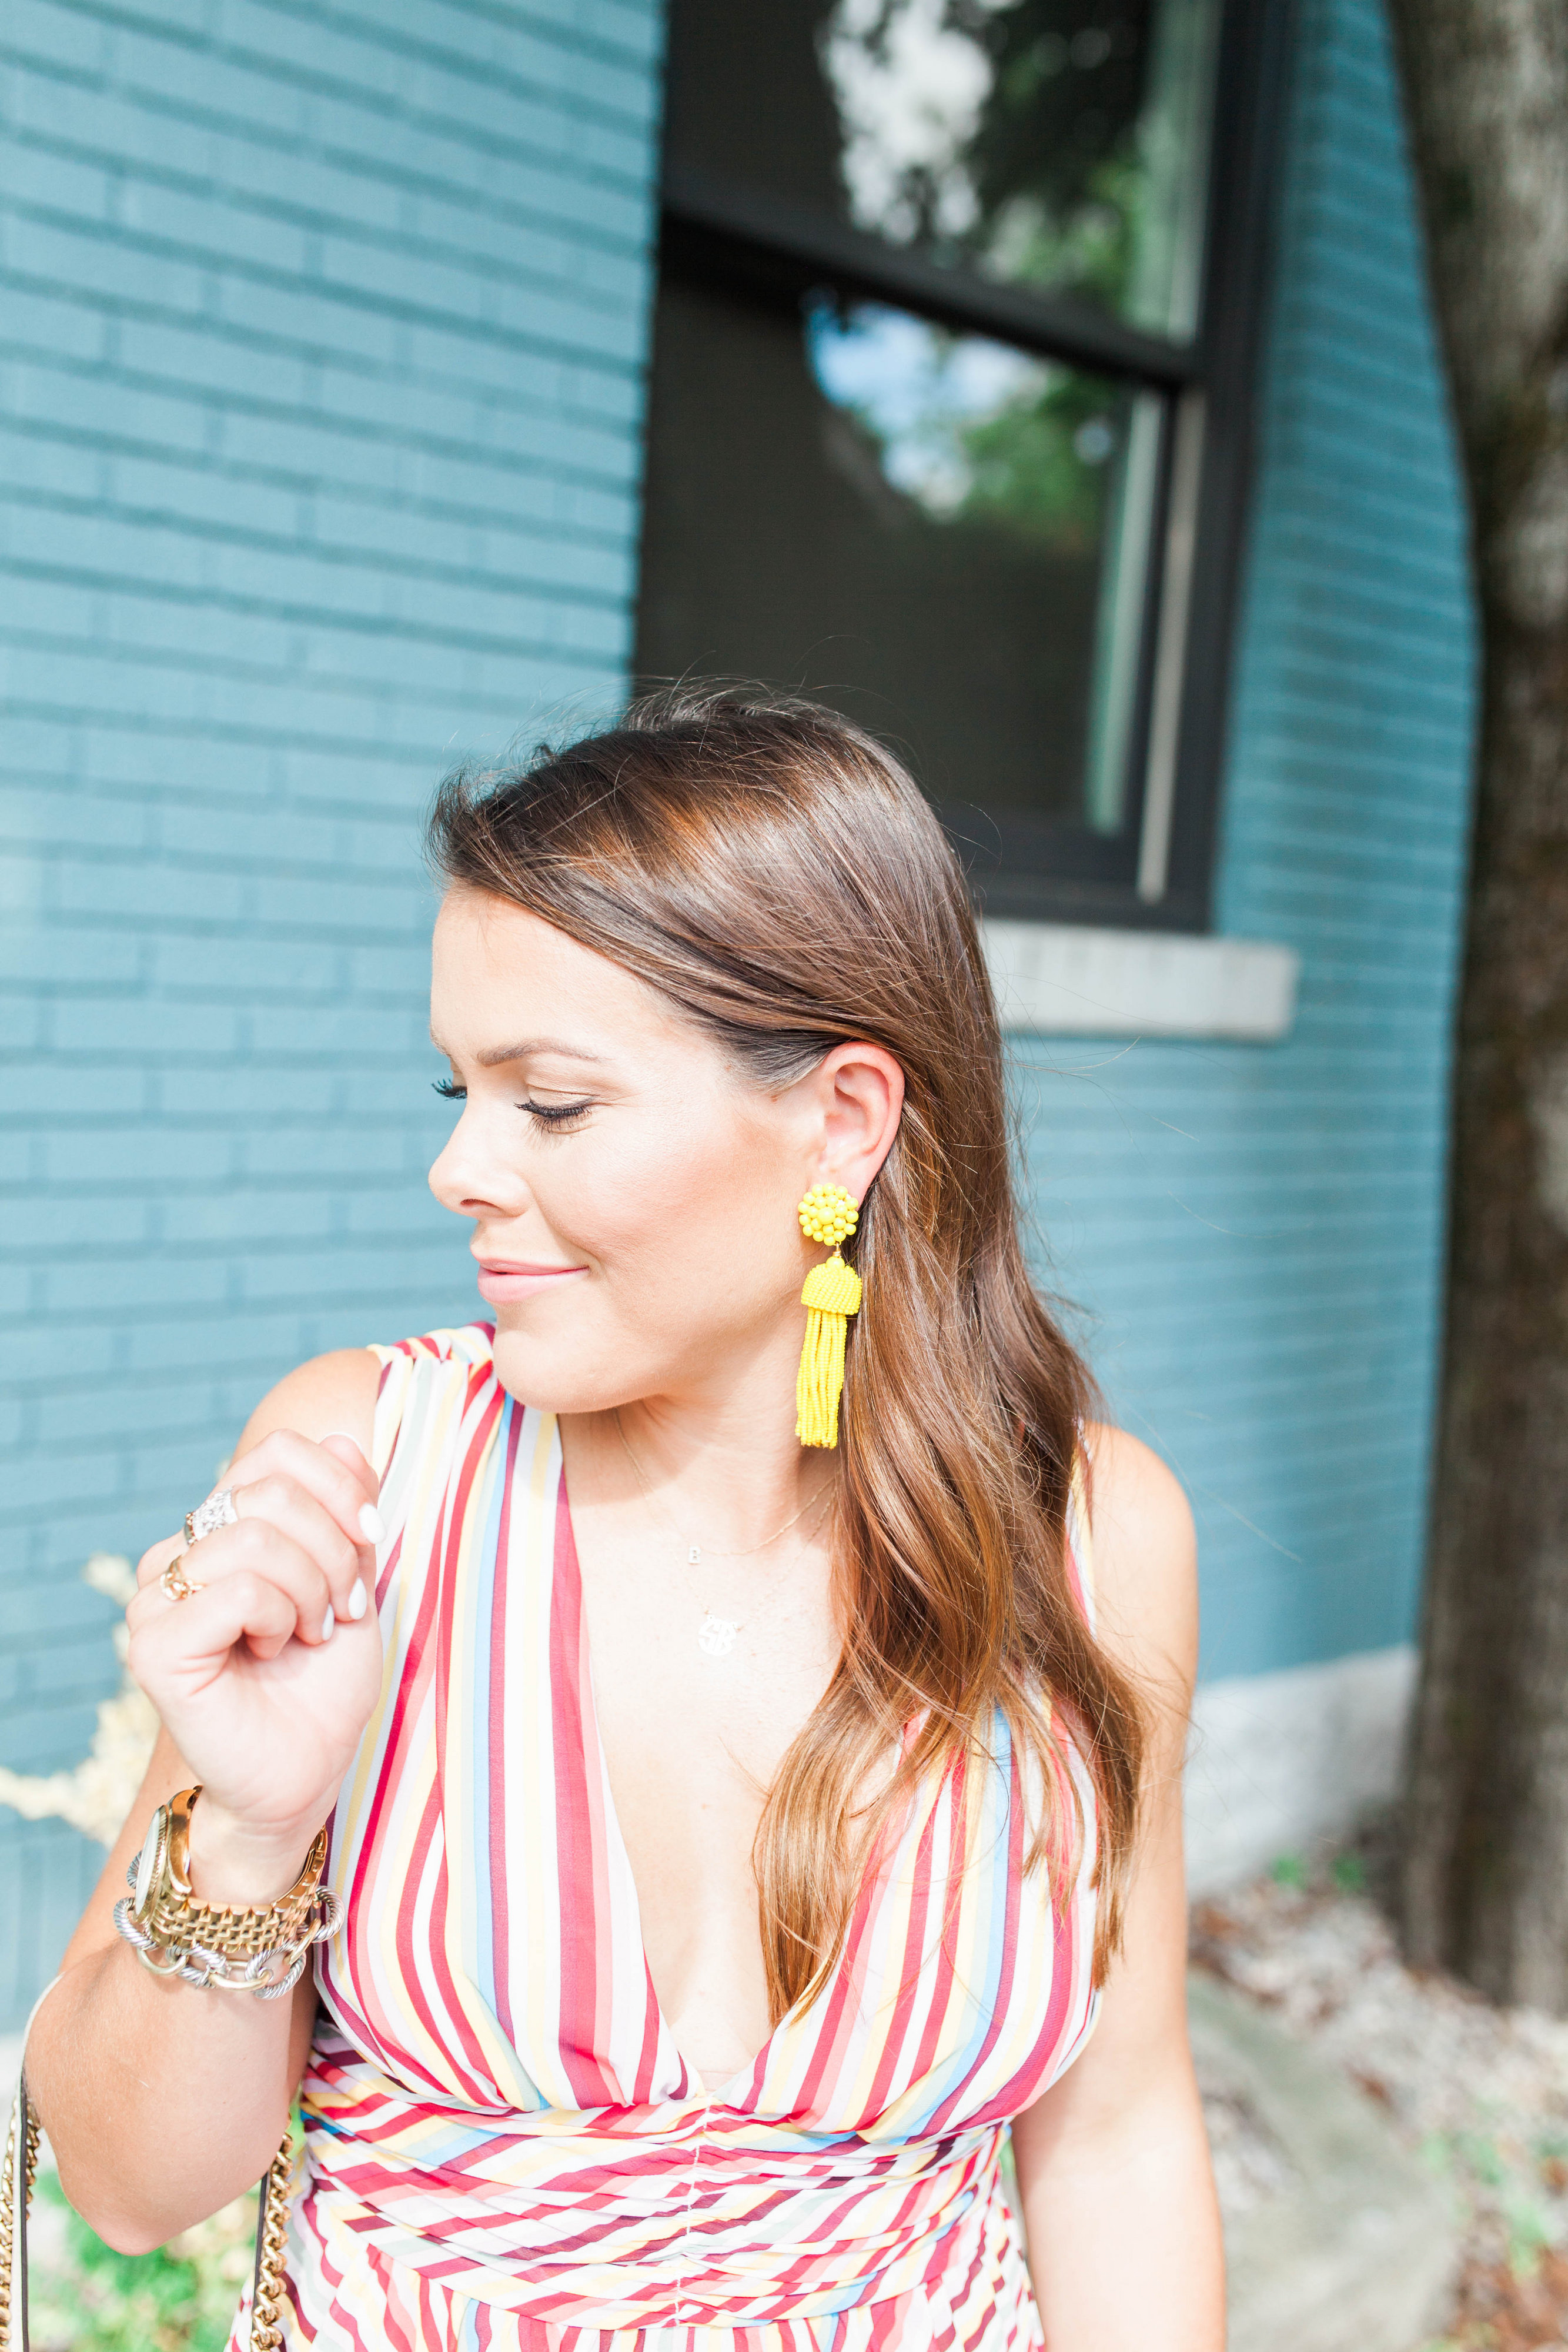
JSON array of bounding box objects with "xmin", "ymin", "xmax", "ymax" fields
[{"xmin": 230, "ymin": 1325, "xmax": 1102, "ymax": 2351}]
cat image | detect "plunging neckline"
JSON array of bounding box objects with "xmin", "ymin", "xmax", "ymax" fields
[
  {"xmin": 554, "ymin": 1439, "xmax": 798, "ymax": 2106},
  {"xmin": 301, "ymin": 1329, "xmax": 1110, "ymax": 2346}
]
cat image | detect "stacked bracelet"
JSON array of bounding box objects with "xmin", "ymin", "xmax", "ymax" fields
[{"xmin": 112, "ymin": 1786, "xmax": 342, "ymax": 2000}]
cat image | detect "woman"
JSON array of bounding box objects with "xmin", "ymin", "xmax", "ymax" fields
[{"xmin": 26, "ymin": 690, "xmax": 1221, "ymax": 2348}]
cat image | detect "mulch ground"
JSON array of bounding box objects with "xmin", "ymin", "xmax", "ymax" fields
[{"xmin": 1192, "ymin": 1832, "xmax": 1568, "ymax": 2351}]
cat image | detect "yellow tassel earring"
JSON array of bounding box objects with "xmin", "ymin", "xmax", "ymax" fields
[{"xmin": 796, "ymin": 1182, "xmax": 862, "ymax": 1449}]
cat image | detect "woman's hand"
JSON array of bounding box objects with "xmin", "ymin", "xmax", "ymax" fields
[{"xmin": 126, "ymin": 1427, "xmax": 385, "ymax": 1896}]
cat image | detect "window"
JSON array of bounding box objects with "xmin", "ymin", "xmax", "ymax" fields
[{"xmin": 633, "ymin": 1, "xmax": 1292, "ymax": 927}]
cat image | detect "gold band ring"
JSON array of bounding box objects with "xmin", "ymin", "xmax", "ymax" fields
[{"xmin": 159, "ymin": 1555, "xmax": 205, "ymax": 1603}]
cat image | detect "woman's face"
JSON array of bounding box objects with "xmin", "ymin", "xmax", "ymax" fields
[{"xmin": 427, "ymin": 889, "xmax": 900, "ymax": 1418}]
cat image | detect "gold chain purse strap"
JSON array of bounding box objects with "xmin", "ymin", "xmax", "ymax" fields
[
  {"xmin": 0, "ymin": 2071, "xmax": 41, "ymax": 2352},
  {"xmin": 248, "ymin": 2129, "xmax": 296, "ymax": 2351},
  {"xmin": 0, "ymin": 2072, "xmax": 290, "ymax": 2352}
]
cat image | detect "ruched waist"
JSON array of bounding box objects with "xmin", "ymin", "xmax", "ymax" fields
[{"xmin": 296, "ymin": 2039, "xmax": 1018, "ymax": 2333}]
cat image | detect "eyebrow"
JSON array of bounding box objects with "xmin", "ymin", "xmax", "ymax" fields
[{"xmin": 429, "ymin": 1033, "xmax": 608, "ymax": 1069}]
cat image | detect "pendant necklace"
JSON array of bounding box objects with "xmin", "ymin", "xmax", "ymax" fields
[{"xmin": 613, "ymin": 1410, "xmax": 837, "ymax": 1658}]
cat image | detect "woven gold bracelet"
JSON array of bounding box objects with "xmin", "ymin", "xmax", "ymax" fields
[{"xmin": 112, "ymin": 1786, "xmax": 342, "ymax": 1999}]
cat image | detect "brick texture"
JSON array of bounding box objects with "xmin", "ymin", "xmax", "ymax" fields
[
  {"xmin": 1018, "ymin": 0, "xmax": 1474, "ymax": 1683},
  {"xmin": 0, "ymin": 0, "xmax": 663, "ymax": 2023}
]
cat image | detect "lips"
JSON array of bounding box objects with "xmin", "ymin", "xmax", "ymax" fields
[
  {"xmin": 480, "ymin": 1261, "xmax": 581, "ymax": 1277},
  {"xmin": 474, "ymin": 1259, "xmax": 588, "ymax": 1304}
]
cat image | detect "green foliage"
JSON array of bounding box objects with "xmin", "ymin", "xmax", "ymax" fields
[
  {"xmin": 29, "ymin": 2168, "xmax": 256, "ymax": 2352},
  {"xmin": 1502, "ymin": 2184, "xmax": 1552, "ymax": 2281},
  {"xmin": 977, "ymin": 149, "xmax": 1147, "ymax": 318},
  {"xmin": 951, "ymin": 375, "xmax": 1118, "ymax": 552},
  {"xmin": 945, "ymin": 1, "xmax": 1156, "ymax": 303},
  {"xmin": 825, "ymin": 329, "xmax": 1121, "ymax": 556},
  {"xmin": 1454, "ymin": 2129, "xmax": 1508, "ymax": 2187}
]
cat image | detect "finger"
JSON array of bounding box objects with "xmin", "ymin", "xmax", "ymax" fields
[
  {"xmin": 140, "ymin": 1518, "xmax": 337, "ymax": 1650},
  {"xmin": 225, "ymin": 1474, "xmax": 367, "ymax": 1618},
  {"xmin": 318, "ymin": 1435, "xmax": 383, "ymax": 1578},
  {"xmin": 229, "ymin": 1428, "xmax": 383, "ymax": 1559},
  {"xmin": 130, "ymin": 1561, "xmax": 303, "ymax": 1673},
  {"xmin": 319, "ymin": 1431, "xmax": 377, "ymax": 1501}
]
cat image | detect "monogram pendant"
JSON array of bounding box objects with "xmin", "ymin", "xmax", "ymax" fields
[{"xmin": 697, "ymin": 1612, "xmax": 738, "ymax": 1659}]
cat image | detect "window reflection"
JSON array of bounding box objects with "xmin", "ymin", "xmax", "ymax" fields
[
  {"xmin": 667, "ymin": 0, "xmax": 1222, "ymax": 339},
  {"xmin": 806, "ymin": 302, "xmax": 1161, "ymax": 828},
  {"xmin": 808, "ymin": 303, "xmax": 1117, "ymax": 545},
  {"xmin": 635, "ymin": 283, "xmax": 1162, "ymax": 834}
]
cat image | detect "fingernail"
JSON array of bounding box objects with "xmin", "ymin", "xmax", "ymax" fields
[
  {"xmin": 359, "ymin": 1502, "xmax": 386, "ymax": 1545},
  {"xmin": 321, "ymin": 1606, "xmax": 336, "ymax": 1642},
  {"xmin": 348, "ymin": 1577, "xmax": 367, "ymax": 1621}
]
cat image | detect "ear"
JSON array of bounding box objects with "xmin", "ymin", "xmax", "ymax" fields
[{"xmin": 807, "ymin": 1041, "xmax": 905, "ymax": 1207}]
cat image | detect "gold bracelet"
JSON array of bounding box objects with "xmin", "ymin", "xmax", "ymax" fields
[{"xmin": 112, "ymin": 1786, "xmax": 342, "ymax": 2000}]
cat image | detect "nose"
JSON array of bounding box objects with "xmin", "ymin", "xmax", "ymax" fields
[{"xmin": 429, "ymin": 1102, "xmax": 531, "ymax": 1222}]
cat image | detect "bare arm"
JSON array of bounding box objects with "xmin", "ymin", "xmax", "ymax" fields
[
  {"xmin": 1011, "ymin": 1426, "xmax": 1223, "ymax": 2351},
  {"xmin": 24, "ymin": 1347, "xmax": 382, "ymax": 2255}
]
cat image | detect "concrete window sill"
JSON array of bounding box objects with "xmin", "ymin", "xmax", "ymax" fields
[{"xmin": 982, "ymin": 920, "xmax": 1301, "ymax": 1042}]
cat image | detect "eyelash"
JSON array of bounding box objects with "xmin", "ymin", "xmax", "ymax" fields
[{"xmin": 431, "ymin": 1080, "xmax": 593, "ymax": 1134}]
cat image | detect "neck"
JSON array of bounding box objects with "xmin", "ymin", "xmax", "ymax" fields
[{"xmin": 577, "ymin": 1335, "xmax": 838, "ymax": 1554}]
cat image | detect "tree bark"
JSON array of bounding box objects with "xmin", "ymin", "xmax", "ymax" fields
[{"xmin": 1388, "ymin": 0, "xmax": 1568, "ymax": 2006}]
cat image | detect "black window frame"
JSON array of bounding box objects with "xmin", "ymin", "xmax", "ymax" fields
[{"xmin": 637, "ymin": 0, "xmax": 1296, "ymax": 931}]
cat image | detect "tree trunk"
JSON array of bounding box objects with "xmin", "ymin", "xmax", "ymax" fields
[{"xmin": 1388, "ymin": 0, "xmax": 1568, "ymax": 2006}]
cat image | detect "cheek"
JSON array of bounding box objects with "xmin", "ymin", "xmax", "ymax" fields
[{"xmin": 540, "ymin": 1101, "xmax": 798, "ymax": 1312}]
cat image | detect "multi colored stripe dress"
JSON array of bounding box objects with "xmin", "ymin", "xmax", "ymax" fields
[{"xmin": 230, "ymin": 1325, "xmax": 1102, "ymax": 2351}]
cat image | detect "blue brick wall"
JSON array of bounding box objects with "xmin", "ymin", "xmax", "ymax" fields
[
  {"xmin": 0, "ymin": 0, "xmax": 1475, "ymax": 2028},
  {"xmin": 1017, "ymin": 0, "xmax": 1475, "ymax": 1682},
  {"xmin": 0, "ymin": 0, "xmax": 664, "ymax": 2023}
]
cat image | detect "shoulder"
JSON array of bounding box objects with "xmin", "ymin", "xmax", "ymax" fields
[
  {"xmin": 1079, "ymin": 1423, "xmax": 1198, "ymax": 1702},
  {"xmin": 235, "ymin": 1348, "xmax": 382, "ymax": 1458},
  {"xmin": 232, "ymin": 1328, "xmax": 498, "ymax": 1462}
]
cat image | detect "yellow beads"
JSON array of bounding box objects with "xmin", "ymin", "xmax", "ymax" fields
[
  {"xmin": 798, "ymin": 1183, "xmax": 859, "ymax": 1248},
  {"xmin": 795, "ymin": 1184, "xmax": 862, "ymax": 1448}
]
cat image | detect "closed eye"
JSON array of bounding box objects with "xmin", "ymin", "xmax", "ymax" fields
[
  {"xmin": 430, "ymin": 1078, "xmax": 593, "ymax": 1134},
  {"xmin": 519, "ymin": 1098, "xmax": 594, "ymax": 1133}
]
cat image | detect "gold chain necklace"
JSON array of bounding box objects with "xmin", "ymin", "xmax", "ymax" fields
[{"xmin": 613, "ymin": 1411, "xmax": 836, "ymax": 1658}]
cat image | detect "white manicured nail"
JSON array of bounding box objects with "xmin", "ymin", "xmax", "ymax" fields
[
  {"xmin": 358, "ymin": 1502, "xmax": 386, "ymax": 1545},
  {"xmin": 348, "ymin": 1577, "xmax": 367, "ymax": 1621},
  {"xmin": 321, "ymin": 1606, "xmax": 335, "ymax": 1642}
]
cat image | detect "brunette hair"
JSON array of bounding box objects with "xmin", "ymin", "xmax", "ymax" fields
[{"xmin": 427, "ymin": 686, "xmax": 1145, "ymax": 2006}]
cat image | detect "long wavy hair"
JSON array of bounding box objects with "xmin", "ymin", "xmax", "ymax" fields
[{"xmin": 427, "ymin": 686, "xmax": 1145, "ymax": 2009}]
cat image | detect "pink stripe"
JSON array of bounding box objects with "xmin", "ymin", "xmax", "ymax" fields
[
  {"xmin": 487, "ymin": 1401, "xmax": 526, "ymax": 2047},
  {"xmin": 549, "ymin": 1481, "xmax": 620, "ymax": 2107}
]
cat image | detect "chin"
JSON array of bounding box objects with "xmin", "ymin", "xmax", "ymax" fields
[{"xmin": 487, "ymin": 1324, "xmax": 635, "ymax": 1418}]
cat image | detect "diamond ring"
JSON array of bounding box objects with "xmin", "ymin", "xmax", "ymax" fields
[{"xmin": 185, "ymin": 1486, "xmax": 239, "ymax": 1547}]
